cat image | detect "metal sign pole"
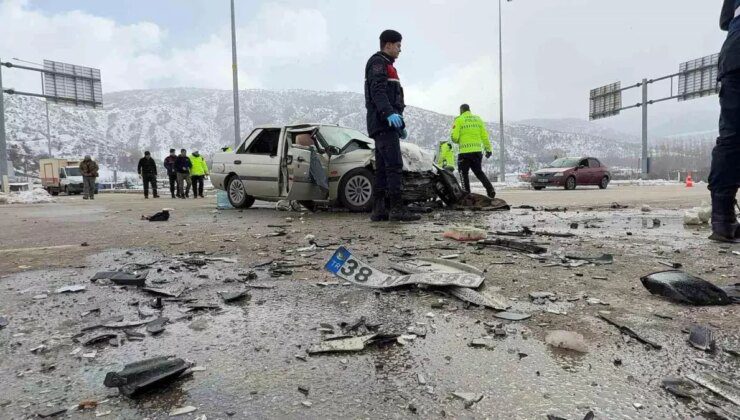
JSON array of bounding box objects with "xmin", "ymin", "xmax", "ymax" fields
[
  {"xmin": 497, "ymin": 0, "xmax": 506, "ymax": 182},
  {"xmin": 41, "ymin": 72, "xmax": 52, "ymax": 157},
  {"xmin": 641, "ymin": 78, "xmax": 649, "ymax": 179},
  {"xmin": 230, "ymin": 0, "xmax": 241, "ymax": 149},
  {"xmin": 0, "ymin": 59, "xmax": 8, "ymax": 192}
]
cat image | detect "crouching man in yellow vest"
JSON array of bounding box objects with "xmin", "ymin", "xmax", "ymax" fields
[
  {"xmin": 437, "ymin": 141, "xmax": 456, "ymax": 172},
  {"xmin": 450, "ymin": 104, "xmax": 496, "ymax": 198}
]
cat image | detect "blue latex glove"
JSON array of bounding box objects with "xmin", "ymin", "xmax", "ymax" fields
[
  {"xmin": 387, "ymin": 113, "xmax": 403, "ymax": 129},
  {"xmin": 400, "ymin": 129, "xmax": 408, "ymax": 140}
]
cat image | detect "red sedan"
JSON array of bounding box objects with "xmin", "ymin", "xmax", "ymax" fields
[{"xmin": 531, "ymin": 157, "xmax": 611, "ymax": 190}]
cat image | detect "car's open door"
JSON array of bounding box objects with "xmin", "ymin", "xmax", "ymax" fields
[{"xmin": 286, "ymin": 128, "xmax": 330, "ymax": 201}]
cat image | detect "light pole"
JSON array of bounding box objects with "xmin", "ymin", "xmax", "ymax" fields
[
  {"xmin": 230, "ymin": 0, "xmax": 241, "ymax": 149},
  {"xmin": 497, "ymin": 0, "xmax": 511, "ymax": 182},
  {"xmin": 12, "ymin": 58, "xmax": 52, "ymax": 158}
]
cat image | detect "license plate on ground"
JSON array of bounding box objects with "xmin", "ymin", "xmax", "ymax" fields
[{"xmin": 324, "ymin": 246, "xmax": 380, "ymax": 284}]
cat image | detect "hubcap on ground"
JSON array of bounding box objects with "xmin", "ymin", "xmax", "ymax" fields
[
  {"xmin": 229, "ymin": 179, "xmax": 245, "ymax": 203},
  {"xmin": 346, "ymin": 175, "xmax": 372, "ymax": 207}
]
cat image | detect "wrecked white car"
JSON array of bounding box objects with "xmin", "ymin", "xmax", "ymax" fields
[{"xmin": 210, "ymin": 124, "xmax": 437, "ymax": 211}]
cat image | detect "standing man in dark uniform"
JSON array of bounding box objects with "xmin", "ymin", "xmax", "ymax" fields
[
  {"xmin": 137, "ymin": 151, "xmax": 159, "ymax": 199},
  {"xmin": 163, "ymin": 149, "xmax": 178, "ymax": 198},
  {"xmin": 365, "ymin": 29, "xmax": 420, "ymax": 222},
  {"xmin": 710, "ymin": 0, "xmax": 740, "ymax": 242}
]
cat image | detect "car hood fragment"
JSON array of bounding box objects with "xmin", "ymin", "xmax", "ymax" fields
[{"xmin": 640, "ymin": 270, "xmax": 733, "ymax": 306}]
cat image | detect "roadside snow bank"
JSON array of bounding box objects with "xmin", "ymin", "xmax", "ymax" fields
[{"xmin": 0, "ymin": 188, "xmax": 56, "ymax": 204}]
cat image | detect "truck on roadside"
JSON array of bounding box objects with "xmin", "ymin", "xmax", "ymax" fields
[{"xmin": 39, "ymin": 158, "xmax": 85, "ymax": 196}]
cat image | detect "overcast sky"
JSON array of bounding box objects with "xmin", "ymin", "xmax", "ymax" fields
[{"xmin": 0, "ymin": 0, "xmax": 727, "ymax": 133}]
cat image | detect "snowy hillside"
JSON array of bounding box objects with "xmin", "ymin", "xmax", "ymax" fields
[{"xmin": 4, "ymin": 88, "xmax": 639, "ymax": 172}]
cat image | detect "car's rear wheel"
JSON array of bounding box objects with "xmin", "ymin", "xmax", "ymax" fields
[
  {"xmin": 226, "ymin": 176, "xmax": 255, "ymax": 208},
  {"xmin": 599, "ymin": 176, "xmax": 609, "ymax": 190},
  {"xmin": 564, "ymin": 176, "xmax": 576, "ymax": 190},
  {"xmin": 339, "ymin": 168, "xmax": 374, "ymax": 212},
  {"xmin": 533, "ymin": 186, "xmax": 545, "ymax": 191}
]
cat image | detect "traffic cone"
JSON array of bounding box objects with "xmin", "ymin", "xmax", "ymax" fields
[{"xmin": 685, "ymin": 172, "xmax": 693, "ymax": 188}]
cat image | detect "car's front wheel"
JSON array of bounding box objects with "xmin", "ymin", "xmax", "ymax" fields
[
  {"xmin": 564, "ymin": 176, "xmax": 577, "ymax": 190},
  {"xmin": 599, "ymin": 176, "xmax": 609, "ymax": 189},
  {"xmin": 339, "ymin": 168, "xmax": 374, "ymax": 212},
  {"xmin": 226, "ymin": 176, "xmax": 255, "ymax": 208}
]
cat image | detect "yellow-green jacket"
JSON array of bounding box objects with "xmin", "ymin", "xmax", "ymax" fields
[
  {"xmin": 189, "ymin": 154, "xmax": 209, "ymax": 176},
  {"xmin": 450, "ymin": 111, "xmax": 492, "ymax": 154},
  {"xmin": 437, "ymin": 142, "xmax": 456, "ymax": 168}
]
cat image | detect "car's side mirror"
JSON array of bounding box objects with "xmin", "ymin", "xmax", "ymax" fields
[{"xmin": 326, "ymin": 146, "xmax": 341, "ymax": 156}]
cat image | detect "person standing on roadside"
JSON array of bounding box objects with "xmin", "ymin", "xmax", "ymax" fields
[
  {"xmin": 451, "ymin": 104, "xmax": 496, "ymax": 198},
  {"xmin": 79, "ymin": 155, "xmax": 99, "ymax": 200},
  {"xmin": 365, "ymin": 29, "xmax": 420, "ymax": 222},
  {"xmin": 163, "ymin": 149, "xmax": 179, "ymax": 198},
  {"xmin": 709, "ymin": 0, "xmax": 740, "ymax": 242},
  {"xmin": 175, "ymin": 149, "xmax": 192, "ymax": 199},
  {"xmin": 189, "ymin": 150, "xmax": 209, "ymax": 199},
  {"xmin": 137, "ymin": 151, "xmax": 159, "ymax": 199}
]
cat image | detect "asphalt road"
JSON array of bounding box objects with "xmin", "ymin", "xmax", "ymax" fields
[{"xmin": 0, "ymin": 185, "xmax": 737, "ymax": 419}]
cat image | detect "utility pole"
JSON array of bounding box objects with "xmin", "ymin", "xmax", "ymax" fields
[
  {"xmin": 230, "ymin": 0, "xmax": 242, "ymax": 149},
  {"xmin": 0, "ymin": 58, "xmax": 8, "ymax": 192},
  {"xmin": 497, "ymin": 0, "xmax": 508, "ymax": 182}
]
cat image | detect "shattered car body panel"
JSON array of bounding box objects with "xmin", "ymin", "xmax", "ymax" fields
[{"xmin": 210, "ymin": 124, "xmax": 438, "ymax": 210}]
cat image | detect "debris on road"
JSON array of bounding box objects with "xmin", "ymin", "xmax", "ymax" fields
[
  {"xmin": 169, "ymin": 406, "xmax": 197, "ymax": 416},
  {"xmin": 146, "ymin": 317, "xmax": 169, "ymax": 335},
  {"xmin": 687, "ymin": 371, "xmax": 740, "ymax": 406},
  {"xmin": 598, "ymin": 314, "xmax": 662, "ymax": 349},
  {"xmin": 104, "ymin": 356, "xmax": 190, "ymax": 397},
  {"xmin": 56, "ymin": 284, "xmax": 86, "ymax": 293},
  {"xmin": 443, "ymin": 226, "xmax": 487, "ymax": 242},
  {"xmin": 141, "ymin": 209, "xmax": 170, "ymax": 221},
  {"xmin": 688, "ymin": 325, "xmax": 716, "ymax": 352},
  {"xmin": 476, "ymin": 238, "xmax": 547, "ymax": 254},
  {"xmin": 493, "ymin": 311, "xmax": 531, "ymax": 321},
  {"xmin": 545, "ymin": 330, "xmax": 588, "ymax": 353},
  {"xmin": 307, "ymin": 334, "xmax": 395, "ymax": 355},
  {"xmin": 220, "ymin": 290, "xmax": 250, "ymax": 303},
  {"xmin": 91, "ymin": 270, "xmax": 149, "ymax": 286},
  {"xmin": 452, "ymin": 392, "xmax": 484, "ymax": 408},
  {"xmin": 0, "ymin": 315, "xmax": 7, "ymax": 329},
  {"xmin": 37, "ymin": 407, "xmax": 67, "ymax": 418},
  {"xmin": 325, "ymin": 247, "xmax": 483, "ymax": 289},
  {"xmin": 640, "ymin": 270, "xmax": 733, "ymax": 306},
  {"xmin": 564, "ymin": 253, "xmax": 614, "ymax": 265},
  {"xmin": 662, "ymin": 377, "xmax": 697, "ymax": 399},
  {"xmin": 448, "ymin": 286, "xmax": 510, "ymax": 311}
]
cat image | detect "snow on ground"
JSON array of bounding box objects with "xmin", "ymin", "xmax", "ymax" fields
[{"xmin": 0, "ymin": 188, "xmax": 56, "ymax": 204}]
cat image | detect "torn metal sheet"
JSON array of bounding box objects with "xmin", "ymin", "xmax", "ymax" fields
[
  {"xmin": 307, "ymin": 334, "xmax": 377, "ymax": 355},
  {"xmin": 91, "ymin": 270, "xmax": 148, "ymax": 286},
  {"xmin": 598, "ymin": 314, "xmax": 662, "ymax": 349},
  {"xmin": 689, "ymin": 325, "xmax": 716, "ymax": 352},
  {"xmin": 325, "ymin": 247, "xmax": 483, "ymax": 289},
  {"xmin": 477, "ymin": 238, "xmax": 547, "ymax": 254},
  {"xmin": 640, "ymin": 270, "xmax": 733, "ymax": 306},
  {"xmin": 146, "ymin": 317, "xmax": 169, "ymax": 335},
  {"xmin": 687, "ymin": 372, "xmax": 740, "ymax": 406},
  {"xmin": 104, "ymin": 356, "xmax": 189, "ymax": 397}
]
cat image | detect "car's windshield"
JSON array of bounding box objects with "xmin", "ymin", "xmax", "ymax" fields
[
  {"xmin": 548, "ymin": 158, "xmax": 581, "ymax": 168},
  {"xmin": 65, "ymin": 167, "xmax": 82, "ymax": 176},
  {"xmin": 319, "ymin": 126, "xmax": 372, "ymax": 149}
]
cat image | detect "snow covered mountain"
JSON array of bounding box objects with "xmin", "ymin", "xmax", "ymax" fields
[{"xmin": 3, "ymin": 88, "xmax": 639, "ymax": 172}]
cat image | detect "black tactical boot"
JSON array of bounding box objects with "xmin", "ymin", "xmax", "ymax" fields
[
  {"xmin": 370, "ymin": 190, "xmax": 389, "ymax": 222},
  {"xmin": 709, "ymin": 192, "xmax": 740, "ymax": 243},
  {"xmin": 389, "ymin": 194, "xmax": 421, "ymax": 222}
]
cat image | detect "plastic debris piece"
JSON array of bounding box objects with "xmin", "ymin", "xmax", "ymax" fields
[
  {"xmin": 448, "ymin": 286, "xmax": 510, "ymax": 311},
  {"xmin": 477, "ymin": 238, "xmax": 547, "ymax": 254},
  {"xmin": 307, "ymin": 334, "xmax": 389, "ymax": 355},
  {"xmin": 687, "ymin": 371, "xmax": 740, "ymax": 406},
  {"xmin": 662, "ymin": 377, "xmax": 698, "ymax": 399},
  {"xmin": 220, "ymin": 291, "xmax": 250, "ymax": 303},
  {"xmin": 640, "ymin": 270, "xmax": 732, "ymax": 306},
  {"xmin": 493, "ymin": 311, "xmax": 531, "ymax": 321},
  {"xmin": 56, "ymin": 285, "xmax": 86, "ymax": 293},
  {"xmin": 104, "ymin": 356, "xmax": 189, "ymax": 397},
  {"xmin": 443, "ymin": 226, "xmax": 487, "ymax": 242},
  {"xmin": 545, "ymin": 330, "xmax": 588, "ymax": 353},
  {"xmin": 146, "ymin": 317, "xmax": 169, "ymax": 335},
  {"xmin": 598, "ymin": 314, "xmax": 662, "ymax": 350},
  {"xmin": 169, "ymin": 406, "xmax": 197, "ymax": 416},
  {"xmin": 688, "ymin": 325, "xmax": 716, "ymax": 352}
]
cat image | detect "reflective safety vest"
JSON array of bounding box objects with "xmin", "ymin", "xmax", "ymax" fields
[
  {"xmin": 450, "ymin": 111, "xmax": 492, "ymax": 154},
  {"xmin": 437, "ymin": 142, "xmax": 456, "ymax": 168},
  {"xmin": 189, "ymin": 154, "xmax": 209, "ymax": 176}
]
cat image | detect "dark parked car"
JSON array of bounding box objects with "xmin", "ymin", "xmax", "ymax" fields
[{"xmin": 531, "ymin": 157, "xmax": 611, "ymax": 190}]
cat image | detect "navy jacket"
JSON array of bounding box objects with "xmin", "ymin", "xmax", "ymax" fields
[
  {"xmin": 720, "ymin": 0, "xmax": 740, "ymax": 77},
  {"xmin": 364, "ymin": 52, "xmax": 405, "ymax": 137},
  {"xmin": 163, "ymin": 155, "xmax": 177, "ymax": 177},
  {"xmin": 174, "ymin": 155, "xmax": 192, "ymax": 174}
]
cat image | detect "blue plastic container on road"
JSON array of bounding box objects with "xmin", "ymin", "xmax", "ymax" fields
[{"xmin": 216, "ymin": 190, "xmax": 232, "ymax": 209}]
